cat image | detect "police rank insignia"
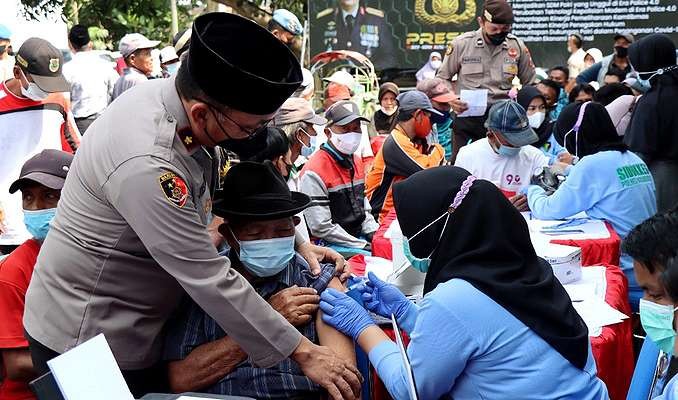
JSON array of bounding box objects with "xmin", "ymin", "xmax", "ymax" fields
[{"xmin": 159, "ymin": 172, "xmax": 188, "ymax": 208}]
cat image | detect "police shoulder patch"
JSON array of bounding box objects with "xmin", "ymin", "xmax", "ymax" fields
[
  {"xmin": 159, "ymin": 171, "xmax": 188, "ymax": 208},
  {"xmin": 446, "ymin": 42, "xmax": 454, "ymax": 56},
  {"xmin": 365, "ymin": 7, "xmax": 384, "ymax": 18},
  {"xmin": 316, "ymin": 8, "xmax": 333, "ymax": 19}
]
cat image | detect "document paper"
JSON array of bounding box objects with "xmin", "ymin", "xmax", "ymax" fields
[
  {"xmin": 47, "ymin": 334, "xmax": 134, "ymax": 400},
  {"xmin": 457, "ymin": 89, "xmax": 488, "ymax": 117}
]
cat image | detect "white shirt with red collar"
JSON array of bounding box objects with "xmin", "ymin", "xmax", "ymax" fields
[
  {"xmin": 0, "ymin": 81, "xmax": 80, "ymax": 245},
  {"xmin": 455, "ymin": 138, "xmax": 550, "ymax": 198}
]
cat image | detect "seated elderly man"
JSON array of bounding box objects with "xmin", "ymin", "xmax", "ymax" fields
[
  {"xmin": 454, "ymin": 100, "xmax": 555, "ymax": 211},
  {"xmin": 300, "ymin": 100, "xmax": 379, "ymax": 257},
  {"xmin": 163, "ymin": 161, "xmax": 355, "ymax": 399}
]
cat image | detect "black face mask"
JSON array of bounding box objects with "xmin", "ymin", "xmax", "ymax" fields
[
  {"xmin": 430, "ymin": 109, "xmax": 451, "ymax": 125},
  {"xmin": 0, "ymin": 45, "xmax": 12, "ymax": 56},
  {"xmin": 614, "ymin": 46, "xmax": 628, "ymax": 58},
  {"xmin": 488, "ymin": 32, "xmax": 509, "ymax": 46},
  {"xmin": 214, "ymin": 127, "xmax": 269, "ymax": 159}
]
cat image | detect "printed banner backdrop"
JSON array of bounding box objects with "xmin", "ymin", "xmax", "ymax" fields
[{"xmin": 309, "ymin": 0, "xmax": 678, "ymax": 71}]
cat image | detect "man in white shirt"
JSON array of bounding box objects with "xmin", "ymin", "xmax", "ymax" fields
[
  {"xmin": 455, "ymin": 100, "xmax": 550, "ymax": 211},
  {"xmin": 62, "ymin": 25, "xmax": 120, "ymax": 133},
  {"xmin": 567, "ymin": 33, "xmax": 587, "ymax": 79}
]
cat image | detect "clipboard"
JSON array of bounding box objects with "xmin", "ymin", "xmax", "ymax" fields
[{"xmin": 391, "ymin": 314, "xmax": 419, "ymax": 400}]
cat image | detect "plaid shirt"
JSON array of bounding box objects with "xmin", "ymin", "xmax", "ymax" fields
[{"xmin": 164, "ymin": 253, "xmax": 336, "ymax": 399}]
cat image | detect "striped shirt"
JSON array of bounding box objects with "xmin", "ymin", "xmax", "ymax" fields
[{"xmin": 164, "ymin": 254, "xmax": 335, "ymax": 399}]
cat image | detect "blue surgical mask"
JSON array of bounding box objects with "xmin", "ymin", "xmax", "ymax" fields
[
  {"xmin": 299, "ymin": 128, "xmax": 317, "ymax": 158},
  {"xmin": 235, "ymin": 233, "xmax": 295, "ymax": 277},
  {"xmin": 166, "ymin": 62, "xmax": 180, "ymax": 76},
  {"xmin": 402, "ymin": 239, "xmax": 432, "ymax": 272},
  {"xmin": 489, "ymin": 133, "xmax": 521, "ymax": 157},
  {"xmin": 640, "ymin": 298, "xmax": 678, "ymax": 355},
  {"xmin": 23, "ymin": 208, "xmax": 57, "ymax": 241}
]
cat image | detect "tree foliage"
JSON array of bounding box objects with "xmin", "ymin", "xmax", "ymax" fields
[{"xmin": 19, "ymin": 0, "xmax": 306, "ymax": 49}]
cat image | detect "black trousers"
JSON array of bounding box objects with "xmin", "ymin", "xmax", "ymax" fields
[
  {"xmin": 450, "ymin": 114, "xmax": 488, "ymax": 163},
  {"xmin": 27, "ymin": 332, "xmax": 169, "ymax": 397}
]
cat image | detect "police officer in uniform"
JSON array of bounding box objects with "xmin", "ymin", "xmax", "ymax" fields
[
  {"xmin": 23, "ymin": 13, "xmax": 362, "ymax": 399},
  {"xmin": 314, "ymin": 0, "xmax": 396, "ymax": 70},
  {"xmin": 437, "ymin": 0, "xmax": 536, "ymax": 162}
]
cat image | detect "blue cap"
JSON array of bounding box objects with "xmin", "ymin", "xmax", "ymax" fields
[
  {"xmin": 397, "ymin": 90, "xmax": 443, "ymax": 115},
  {"xmin": 272, "ymin": 9, "xmax": 303, "ymax": 36},
  {"xmin": 0, "ymin": 24, "xmax": 11, "ymax": 40},
  {"xmin": 485, "ymin": 100, "xmax": 538, "ymax": 147}
]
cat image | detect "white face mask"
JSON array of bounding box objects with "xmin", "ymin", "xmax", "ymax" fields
[
  {"xmin": 528, "ymin": 111, "xmax": 546, "ymax": 129},
  {"xmin": 430, "ymin": 59, "xmax": 442, "ymax": 69},
  {"xmin": 19, "ymin": 69, "xmax": 49, "ymax": 101},
  {"xmin": 329, "ymin": 130, "xmax": 362, "ymax": 155},
  {"xmin": 380, "ymin": 105, "xmax": 397, "ymax": 116}
]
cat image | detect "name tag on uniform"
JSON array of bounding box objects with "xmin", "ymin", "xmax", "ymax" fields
[{"xmin": 462, "ymin": 56, "xmax": 481, "ymax": 64}]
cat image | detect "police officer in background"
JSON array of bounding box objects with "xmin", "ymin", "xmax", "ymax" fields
[
  {"xmin": 437, "ymin": 0, "xmax": 535, "ymax": 162},
  {"xmin": 23, "ymin": 13, "xmax": 361, "ymax": 399},
  {"xmin": 314, "ymin": 0, "xmax": 396, "ymax": 70},
  {"xmin": 268, "ymin": 9, "xmax": 304, "ymax": 48}
]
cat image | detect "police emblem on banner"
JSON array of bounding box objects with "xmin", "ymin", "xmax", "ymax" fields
[
  {"xmin": 159, "ymin": 171, "xmax": 188, "ymax": 208},
  {"xmin": 415, "ymin": 0, "xmax": 476, "ymax": 25}
]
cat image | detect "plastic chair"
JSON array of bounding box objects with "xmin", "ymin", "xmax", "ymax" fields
[{"xmin": 627, "ymin": 337, "xmax": 671, "ymax": 400}]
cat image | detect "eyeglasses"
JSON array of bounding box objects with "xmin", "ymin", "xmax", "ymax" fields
[{"xmin": 197, "ymin": 98, "xmax": 273, "ymax": 139}]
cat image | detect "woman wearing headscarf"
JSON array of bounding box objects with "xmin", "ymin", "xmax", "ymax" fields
[
  {"xmin": 318, "ymin": 166, "xmax": 608, "ymax": 399},
  {"xmin": 624, "ymin": 33, "xmax": 678, "ymax": 212},
  {"xmin": 369, "ymin": 82, "xmax": 399, "ymax": 138},
  {"xmin": 517, "ymin": 86, "xmax": 572, "ymax": 164},
  {"xmin": 527, "ymin": 101, "xmax": 657, "ymax": 309},
  {"xmin": 415, "ymin": 51, "xmax": 442, "ymax": 82}
]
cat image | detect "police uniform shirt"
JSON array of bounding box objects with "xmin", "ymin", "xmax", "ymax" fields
[
  {"xmin": 437, "ymin": 29, "xmax": 536, "ymax": 105},
  {"xmin": 315, "ymin": 5, "xmax": 396, "ymax": 70},
  {"xmin": 23, "ymin": 77, "xmax": 302, "ymax": 370}
]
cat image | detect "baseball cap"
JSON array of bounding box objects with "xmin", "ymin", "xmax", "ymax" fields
[
  {"xmin": 119, "ymin": 33, "xmax": 160, "ymax": 58},
  {"xmin": 323, "ymin": 70, "xmax": 356, "ymax": 91},
  {"xmin": 614, "ymin": 33, "xmax": 635, "ymax": 43},
  {"xmin": 396, "ymin": 90, "xmax": 443, "ymax": 115},
  {"xmin": 14, "ymin": 37, "xmax": 69, "ymax": 93},
  {"xmin": 272, "ymin": 9, "xmax": 303, "ymax": 36},
  {"xmin": 483, "ymin": 0, "xmax": 514, "ymax": 25},
  {"xmin": 68, "ymin": 25, "xmax": 90, "ymax": 48},
  {"xmin": 275, "ymin": 97, "xmax": 327, "ymax": 126},
  {"xmin": 173, "ymin": 28, "xmax": 191, "ymax": 56},
  {"xmin": 325, "ymin": 100, "xmax": 369, "ymax": 126},
  {"xmin": 416, "ymin": 78, "xmax": 456, "ymax": 103},
  {"xmin": 9, "ymin": 149, "xmax": 74, "ymax": 194},
  {"xmin": 159, "ymin": 46, "xmax": 179, "ymax": 64},
  {"xmin": 485, "ymin": 100, "xmax": 537, "ymax": 147},
  {"xmin": 0, "ymin": 24, "xmax": 11, "ymax": 40},
  {"xmin": 325, "ymin": 82, "xmax": 351, "ymax": 102}
]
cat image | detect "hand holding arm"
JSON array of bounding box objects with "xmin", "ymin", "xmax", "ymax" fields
[{"xmin": 360, "ymin": 272, "xmax": 418, "ymax": 332}]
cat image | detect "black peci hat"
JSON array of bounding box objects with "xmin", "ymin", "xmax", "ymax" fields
[
  {"xmin": 213, "ymin": 161, "xmax": 311, "ymax": 221},
  {"xmin": 187, "ymin": 13, "xmax": 303, "ymax": 115}
]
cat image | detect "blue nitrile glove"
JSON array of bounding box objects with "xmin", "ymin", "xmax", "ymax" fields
[
  {"xmin": 361, "ymin": 272, "xmax": 418, "ymax": 331},
  {"xmin": 320, "ymin": 288, "xmax": 375, "ymax": 341}
]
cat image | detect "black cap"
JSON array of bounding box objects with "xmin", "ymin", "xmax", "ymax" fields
[
  {"xmin": 15, "ymin": 37, "xmax": 69, "ymax": 93},
  {"xmin": 9, "ymin": 149, "xmax": 74, "ymax": 194},
  {"xmin": 213, "ymin": 161, "xmax": 311, "ymax": 221},
  {"xmin": 173, "ymin": 28, "xmax": 191, "ymax": 57},
  {"xmin": 483, "ymin": 0, "xmax": 514, "ymax": 25},
  {"xmin": 325, "ymin": 100, "xmax": 370, "ymax": 126},
  {"xmin": 68, "ymin": 25, "xmax": 90, "ymax": 48},
  {"xmin": 187, "ymin": 13, "xmax": 303, "ymax": 115}
]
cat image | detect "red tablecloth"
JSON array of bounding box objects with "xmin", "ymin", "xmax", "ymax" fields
[{"xmin": 364, "ymin": 210, "xmax": 633, "ymax": 400}]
